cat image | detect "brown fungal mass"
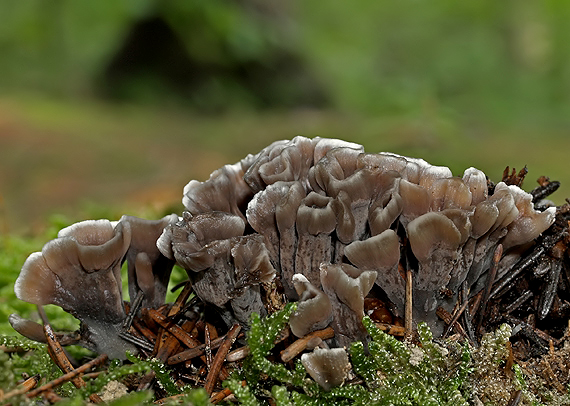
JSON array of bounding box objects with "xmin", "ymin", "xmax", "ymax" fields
[
  {"xmin": 159, "ymin": 136, "xmax": 555, "ymax": 338},
  {"xmin": 12, "ymin": 136, "xmax": 557, "ymax": 360}
]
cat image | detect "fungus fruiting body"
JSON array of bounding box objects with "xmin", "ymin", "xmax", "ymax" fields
[
  {"xmin": 158, "ymin": 136, "xmax": 555, "ymax": 338},
  {"xmin": 12, "ymin": 137, "xmax": 556, "ymax": 369}
]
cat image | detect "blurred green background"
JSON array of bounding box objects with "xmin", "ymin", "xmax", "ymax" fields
[{"xmin": 1, "ymin": 0, "xmax": 570, "ymax": 235}]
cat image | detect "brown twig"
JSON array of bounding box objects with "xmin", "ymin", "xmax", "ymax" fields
[
  {"xmin": 147, "ymin": 309, "xmax": 201, "ymax": 349},
  {"xmin": 436, "ymin": 307, "xmax": 467, "ymax": 338},
  {"xmin": 0, "ymin": 374, "xmax": 40, "ymax": 402},
  {"xmin": 442, "ymin": 299, "xmax": 470, "ymax": 339},
  {"xmin": 374, "ymin": 322, "xmax": 407, "ymax": 337},
  {"xmin": 38, "ymin": 306, "xmax": 103, "ymax": 403},
  {"xmin": 209, "ymin": 380, "xmax": 246, "ymax": 404},
  {"xmin": 26, "ymin": 354, "xmax": 108, "ymax": 399},
  {"xmin": 168, "ymin": 335, "xmax": 227, "ymax": 365},
  {"xmin": 204, "ymin": 324, "xmax": 241, "ymax": 395},
  {"xmin": 280, "ymin": 327, "xmax": 335, "ymax": 362}
]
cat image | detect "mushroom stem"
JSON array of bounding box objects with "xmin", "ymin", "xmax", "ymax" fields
[{"xmin": 405, "ymin": 267, "xmax": 413, "ymax": 337}]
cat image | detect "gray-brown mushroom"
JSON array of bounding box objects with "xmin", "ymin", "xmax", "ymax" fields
[
  {"xmin": 14, "ymin": 219, "xmax": 134, "ymax": 358},
  {"xmin": 121, "ymin": 214, "xmax": 178, "ymax": 309},
  {"xmin": 289, "ymin": 274, "xmax": 333, "ymax": 338},
  {"xmin": 301, "ymin": 347, "xmax": 351, "ymax": 391}
]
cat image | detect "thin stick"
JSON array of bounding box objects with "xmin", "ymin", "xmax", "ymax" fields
[
  {"xmin": 123, "ymin": 291, "xmax": 145, "ymax": 331},
  {"xmin": 204, "ymin": 324, "xmax": 241, "ymax": 395},
  {"xmin": 168, "ymin": 335, "xmax": 226, "ymax": 365},
  {"xmin": 209, "ymin": 381, "xmax": 245, "ymax": 404},
  {"xmin": 280, "ymin": 327, "xmax": 335, "ymax": 362},
  {"xmin": 375, "ymin": 323, "xmax": 407, "ymax": 337},
  {"xmin": 205, "ymin": 323, "xmax": 213, "ymax": 371},
  {"xmin": 442, "ymin": 300, "xmax": 470, "ymax": 339},
  {"xmin": 226, "ymin": 346, "xmax": 250, "ymax": 362},
  {"xmin": 147, "ymin": 309, "xmax": 201, "ymax": 349},
  {"xmin": 405, "ymin": 268, "xmax": 413, "ymax": 336},
  {"xmin": 26, "ymin": 354, "xmax": 108, "ymax": 399},
  {"xmin": 0, "ymin": 374, "xmax": 40, "ymax": 401},
  {"xmin": 38, "ymin": 306, "xmax": 103, "ymax": 403}
]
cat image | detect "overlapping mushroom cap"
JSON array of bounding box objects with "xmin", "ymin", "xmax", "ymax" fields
[
  {"xmin": 12, "ymin": 215, "xmax": 178, "ymax": 358},
  {"xmin": 158, "ymin": 136, "xmax": 556, "ymax": 338}
]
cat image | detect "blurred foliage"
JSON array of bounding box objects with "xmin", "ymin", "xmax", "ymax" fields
[{"xmin": 1, "ymin": 0, "xmax": 569, "ymax": 120}]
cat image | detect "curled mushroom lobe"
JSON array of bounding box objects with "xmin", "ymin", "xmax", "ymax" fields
[{"xmin": 13, "ymin": 136, "xmax": 556, "ymax": 360}]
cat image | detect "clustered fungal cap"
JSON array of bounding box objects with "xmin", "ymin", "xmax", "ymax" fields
[
  {"xmin": 11, "ymin": 136, "xmax": 557, "ymax": 382},
  {"xmin": 12, "ymin": 215, "xmax": 177, "ymax": 358}
]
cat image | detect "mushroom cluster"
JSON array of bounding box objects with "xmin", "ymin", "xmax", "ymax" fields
[
  {"xmin": 12, "ymin": 136, "xmax": 556, "ymax": 358},
  {"xmin": 157, "ymin": 136, "xmax": 556, "ymax": 342}
]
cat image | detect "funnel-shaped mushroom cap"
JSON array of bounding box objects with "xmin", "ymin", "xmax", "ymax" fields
[
  {"xmin": 183, "ymin": 162, "xmax": 253, "ymax": 220},
  {"xmin": 398, "ymin": 179, "xmax": 430, "ymax": 224},
  {"xmin": 8, "ymin": 314, "xmax": 48, "ymax": 343},
  {"xmin": 309, "ymin": 147, "xmax": 362, "ymax": 196},
  {"xmin": 301, "ymin": 347, "xmax": 350, "ymax": 391},
  {"xmin": 463, "ymin": 167, "xmax": 488, "ymax": 205},
  {"xmin": 14, "ymin": 220, "xmax": 134, "ymax": 358},
  {"xmin": 243, "ymin": 138, "xmax": 304, "ymax": 192},
  {"xmin": 289, "ymin": 274, "xmax": 333, "ymax": 337},
  {"xmin": 231, "ymin": 235, "xmax": 276, "ymax": 287},
  {"xmin": 345, "ymin": 229, "xmax": 400, "ymax": 272},
  {"xmin": 313, "ymin": 137, "xmax": 364, "ymax": 163},
  {"xmin": 121, "ymin": 214, "xmax": 178, "ymax": 308},
  {"xmin": 407, "ymin": 212, "xmax": 463, "ymax": 295},
  {"xmin": 296, "ymin": 192, "xmax": 336, "ymax": 236},
  {"xmin": 246, "ymin": 181, "xmax": 296, "ymax": 265},
  {"xmin": 16, "ymin": 220, "xmax": 130, "ymax": 324},
  {"xmin": 429, "ymin": 177, "xmax": 472, "ymax": 211},
  {"xmin": 162, "ymin": 212, "xmax": 246, "ymax": 272},
  {"xmin": 489, "ymin": 185, "xmax": 520, "ymax": 232},
  {"xmin": 407, "ymin": 212, "xmax": 462, "ymax": 264},
  {"xmin": 368, "ymin": 190, "xmax": 403, "ymax": 236},
  {"xmin": 257, "ymin": 136, "xmax": 316, "ymax": 186},
  {"xmin": 320, "ymin": 263, "xmax": 377, "ymax": 317},
  {"xmin": 496, "ymin": 183, "xmax": 556, "ymax": 250},
  {"xmin": 471, "ymin": 199, "xmax": 500, "ymax": 239}
]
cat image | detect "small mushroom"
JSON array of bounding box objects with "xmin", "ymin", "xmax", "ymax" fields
[
  {"xmin": 159, "ymin": 211, "xmax": 246, "ymax": 271},
  {"xmin": 344, "ymin": 229, "xmax": 404, "ymax": 314},
  {"xmin": 14, "ymin": 220, "xmax": 134, "ymax": 358},
  {"xmin": 462, "ymin": 167, "xmax": 488, "ymax": 205},
  {"xmin": 428, "ymin": 177, "xmax": 473, "ymax": 211},
  {"xmin": 407, "ymin": 212, "xmax": 462, "ymax": 292},
  {"xmin": 301, "ymin": 347, "xmax": 350, "ymax": 391},
  {"xmin": 295, "ymin": 192, "xmax": 337, "ymax": 288},
  {"xmin": 289, "ymin": 274, "xmax": 333, "ymax": 337},
  {"xmin": 320, "ymin": 263, "xmax": 377, "ymax": 347},
  {"xmin": 496, "ymin": 183, "xmax": 556, "ymax": 250},
  {"xmin": 183, "ymin": 162, "xmax": 253, "ymax": 221},
  {"xmin": 121, "ymin": 214, "xmax": 178, "ymax": 309}
]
